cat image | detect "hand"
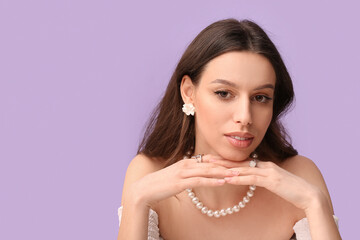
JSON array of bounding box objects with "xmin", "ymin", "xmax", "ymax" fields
[
  {"xmin": 202, "ymin": 157, "xmax": 322, "ymax": 211},
  {"xmin": 129, "ymin": 156, "xmax": 239, "ymax": 209}
]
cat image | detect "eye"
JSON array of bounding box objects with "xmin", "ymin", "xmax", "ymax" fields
[
  {"xmin": 253, "ymin": 95, "xmax": 272, "ymax": 103},
  {"xmin": 215, "ymin": 90, "xmax": 232, "ymax": 99}
]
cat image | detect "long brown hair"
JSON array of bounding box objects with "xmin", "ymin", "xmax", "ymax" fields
[{"xmin": 137, "ymin": 18, "xmax": 298, "ymax": 166}]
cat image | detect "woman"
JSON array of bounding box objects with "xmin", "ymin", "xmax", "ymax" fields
[{"xmin": 117, "ymin": 19, "xmax": 341, "ymax": 240}]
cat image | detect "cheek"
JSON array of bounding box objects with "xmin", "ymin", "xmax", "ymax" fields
[
  {"xmin": 196, "ymin": 99, "xmax": 216, "ymax": 125},
  {"xmin": 195, "ymin": 96, "xmax": 227, "ymax": 130},
  {"xmin": 254, "ymin": 107, "xmax": 273, "ymax": 131}
]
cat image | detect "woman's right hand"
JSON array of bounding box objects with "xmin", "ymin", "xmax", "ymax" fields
[{"xmin": 126, "ymin": 155, "xmax": 236, "ymax": 209}]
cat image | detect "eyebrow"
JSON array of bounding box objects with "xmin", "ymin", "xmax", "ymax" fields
[{"xmin": 211, "ymin": 79, "xmax": 275, "ymax": 91}]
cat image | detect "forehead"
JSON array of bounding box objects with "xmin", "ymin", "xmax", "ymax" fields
[{"xmin": 200, "ymin": 51, "xmax": 276, "ymax": 87}]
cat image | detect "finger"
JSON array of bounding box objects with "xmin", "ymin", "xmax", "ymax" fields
[
  {"xmin": 178, "ymin": 157, "xmax": 205, "ymax": 166},
  {"xmin": 181, "ymin": 177, "xmax": 226, "ymax": 189},
  {"xmin": 224, "ymin": 175, "xmax": 267, "ymax": 188},
  {"xmin": 201, "ymin": 154, "xmax": 223, "ymax": 163},
  {"xmin": 210, "ymin": 159, "xmax": 270, "ymax": 169},
  {"xmin": 178, "ymin": 158, "xmax": 227, "ymax": 170},
  {"xmin": 207, "ymin": 159, "xmax": 253, "ymax": 169},
  {"xmin": 180, "ymin": 165, "xmax": 239, "ymax": 179},
  {"xmin": 227, "ymin": 166, "xmax": 269, "ymax": 177}
]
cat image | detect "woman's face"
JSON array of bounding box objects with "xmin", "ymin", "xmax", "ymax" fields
[{"xmin": 185, "ymin": 51, "xmax": 276, "ymax": 161}]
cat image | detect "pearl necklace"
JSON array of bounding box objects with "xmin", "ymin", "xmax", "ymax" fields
[{"xmin": 186, "ymin": 154, "xmax": 258, "ymax": 218}]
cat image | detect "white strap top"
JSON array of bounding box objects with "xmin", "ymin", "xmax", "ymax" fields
[{"xmin": 118, "ymin": 206, "xmax": 339, "ymax": 240}]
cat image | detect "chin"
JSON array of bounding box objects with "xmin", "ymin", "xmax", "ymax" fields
[{"xmin": 219, "ymin": 150, "xmax": 252, "ymax": 161}]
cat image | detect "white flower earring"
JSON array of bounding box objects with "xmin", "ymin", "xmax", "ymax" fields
[{"xmin": 182, "ymin": 103, "xmax": 195, "ymax": 116}]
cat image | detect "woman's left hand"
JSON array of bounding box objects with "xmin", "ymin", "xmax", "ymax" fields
[{"xmin": 204, "ymin": 157, "xmax": 323, "ymax": 211}]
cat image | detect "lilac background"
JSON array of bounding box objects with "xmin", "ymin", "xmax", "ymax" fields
[{"xmin": 1, "ymin": 0, "xmax": 359, "ymax": 239}]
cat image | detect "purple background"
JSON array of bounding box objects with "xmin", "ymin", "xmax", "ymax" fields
[{"xmin": 1, "ymin": 0, "xmax": 358, "ymax": 239}]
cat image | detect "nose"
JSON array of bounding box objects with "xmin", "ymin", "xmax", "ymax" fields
[{"xmin": 233, "ymin": 98, "xmax": 252, "ymax": 126}]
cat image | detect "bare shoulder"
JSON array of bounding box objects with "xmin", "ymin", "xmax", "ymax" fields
[
  {"xmin": 280, "ymin": 155, "xmax": 334, "ymax": 214},
  {"xmin": 126, "ymin": 153, "xmax": 165, "ymax": 177},
  {"xmin": 280, "ymin": 155, "xmax": 323, "ymax": 182},
  {"xmin": 120, "ymin": 154, "xmax": 166, "ymax": 205}
]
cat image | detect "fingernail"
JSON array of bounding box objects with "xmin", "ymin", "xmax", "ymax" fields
[
  {"xmin": 217, "ymin": 179, "xmax": 225, "ymax": 184},
  {"xmin": 231, "ymin": 170, "xmax": 240, "ymax": 175},
  {"xmin": 209, "ymin": 159, "xmax": 216, "ymax": 162},
  {"xmin": 224, "ymin": 177, "xmax": 232, "ymax": 182}
]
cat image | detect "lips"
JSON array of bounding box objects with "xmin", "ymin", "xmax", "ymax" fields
[
  {"xmin": 225, "ymin": 132, "xmax": 254, "ymax": 138},
  {"xmin": 229, "ymin": 135, "xmax": 252, "ymax": 140},
  {"xmin": 224, "ymin": 132, "xmax": 254, "ymax": 148}
]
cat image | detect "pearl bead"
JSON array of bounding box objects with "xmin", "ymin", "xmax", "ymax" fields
[
  {"xmin": 207, "ymin": 210, "xmax": 214, "ymax": 217},
  {"xmin": 226, "ymin": 207, "xmax": 233, "ymax": 214},
  {"xmin": 250, "ymin": 185, "xmax": 256, "ymax": 191},
  {"xmin": 220, "ymin": 209, "xmax": 227, "ymax": 216},
  {"xmin": 214, "ymin": 210, "xmax": 220, "ymax": 218},
  {"xmin": 239, "ymin": 201, "xmax": 245, "ymax": 208},
  {"xmin": 232, "ymin": 205, "xmax": 240, "ymax": 212},
  {"xmin": 196, "ymin": 202, "xmax": 203, "ymax": 209},
  {"xmin": 201, "ymin": 207, "xmax": 208, "ymax": 214},
  {"xmin": 188, "ymin": 192, "xmax": 195, "ymax": 198},
  {"xmin": 243, "ymin": 196, "xmax": 250, "ymax": 203},
  {"xmin": 247, "ymin": 190, "xmax": 254, "ymax": 197},
  {"xmin": 192, "ymin": 197, "xmax": 199, "ymax": 204},
  {"xmin": 186, "ymin": 188, "xmax": 192, "ymax": 193}
]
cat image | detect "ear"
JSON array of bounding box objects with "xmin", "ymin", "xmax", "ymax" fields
[{"xmin": 180, "ymin": 75, "xmax": 195, "ymax": 104}]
